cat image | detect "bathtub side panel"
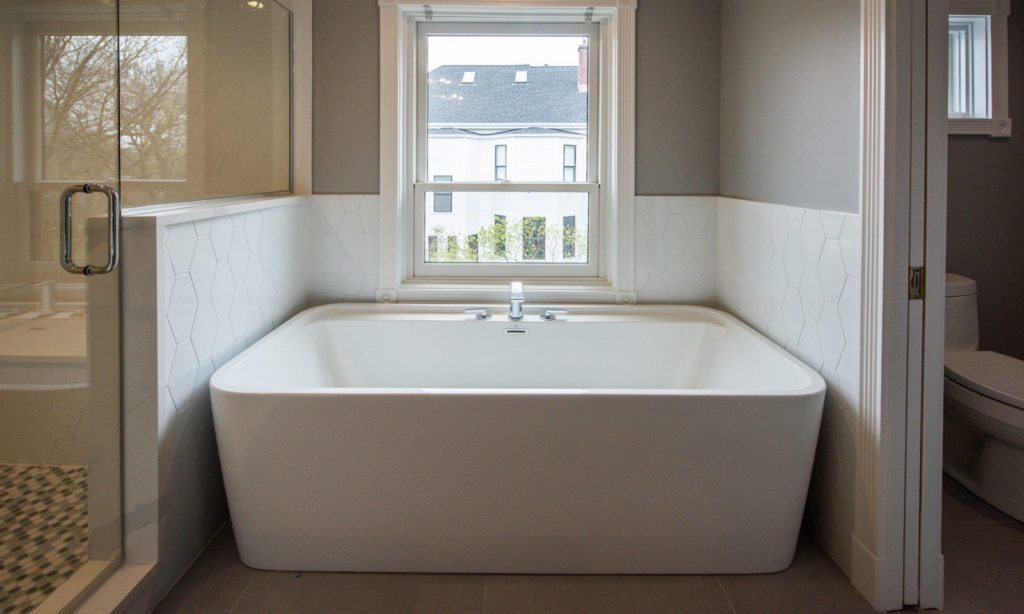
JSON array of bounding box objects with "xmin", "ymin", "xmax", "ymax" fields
[{"xmin": 213, "ymin": 390, "xmax": 824, "ymax": 574}]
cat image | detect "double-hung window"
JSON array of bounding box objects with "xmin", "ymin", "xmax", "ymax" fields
[
  {"xmin": 414, "ymin": 22, "xmax": 599, "ymax": 277},
  {"xmin": 947, "ymin": 1, "xmax": 1011, "ymax": 136}
]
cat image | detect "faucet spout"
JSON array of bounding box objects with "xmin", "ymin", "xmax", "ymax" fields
[{"xmin": 509, "ymin": 281, "xmax": 525, "ymax": 320}]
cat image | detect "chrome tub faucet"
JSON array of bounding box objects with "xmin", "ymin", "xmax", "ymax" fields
[{"xmin": 509, "ymin": 281, "xmax": 525, "ymax": 321}]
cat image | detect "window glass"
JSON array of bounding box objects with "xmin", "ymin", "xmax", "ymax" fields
[
  {"xmin": 424, "ymin": 192, "xmax": 587, "ymax": 264},
  {"xmin": 425, "ymin": 34, "xmax": 589, "ymax": 183},
  {"xmin": 115, "ymin": 0, "xmax": 292, "ymax": 206},
  {"xmin": 948, "ymin": 15, "xmax": 991, "ymax": 119}
]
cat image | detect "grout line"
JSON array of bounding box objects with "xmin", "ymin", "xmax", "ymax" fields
[
  {"xmin": 227, "ymin": 573, "xmax": 256, "ymax": 614},
  {"xmin": 715, "ymin": 577, "xmax": 738, "ymax": 614}
]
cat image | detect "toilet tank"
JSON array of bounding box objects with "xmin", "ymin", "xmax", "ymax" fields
[{"xmin": 946, "ymin": 273, "xmax": 979, "ymax": 351}]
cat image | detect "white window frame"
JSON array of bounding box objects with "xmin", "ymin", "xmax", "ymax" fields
[
  {"xmin": 414, "ymin": 21, "xmax": 599, "ymax": 278},
  {"xmin": 377, "ymin": 0, "xmax": 637, "ymax": 304},
  {"xmin": 947, "ymin": 0, "xmax": 1011, "ymax": 136}
]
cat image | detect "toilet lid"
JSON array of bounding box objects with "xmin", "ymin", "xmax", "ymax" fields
[{"xmin": 945, "ymin": 351, "xmax": 1024, "ymax": 411}]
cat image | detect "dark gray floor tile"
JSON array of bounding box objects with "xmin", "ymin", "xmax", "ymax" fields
[
  {"xmin": 230, "ymin": 571, "xmax": 484, "ymax": 614},
  {"xmin": 481, "ymin": 574, "xmax": 734, "ymax": 614},
  {"xmin": 154, "ymin": 527, "xmax": 255, "ymax": 614},
  {"xmin": 716, "ymin": 535, "xmax": 874, "ymax": 614},
  {"xmin": 942, "ymin": 474, "xmax": 1019, "ymax": 525},
  {"xmin": 941, "ymin": 520, "xmax": 1024, "ymax": 614}
]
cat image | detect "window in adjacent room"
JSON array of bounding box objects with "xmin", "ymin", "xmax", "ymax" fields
[{"xmin": 948, "ymin": 2, "xmax": 1011, "ymax": 136}]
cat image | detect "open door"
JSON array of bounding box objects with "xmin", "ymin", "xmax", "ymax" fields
[{"xmin": 903, "ymin": 0, "xmax": 947, "ymax": 607}]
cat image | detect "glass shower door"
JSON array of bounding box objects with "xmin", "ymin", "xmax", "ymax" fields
[{"xmin": 0, "ymin": 1, "xmax": 123, "ymax": 611}]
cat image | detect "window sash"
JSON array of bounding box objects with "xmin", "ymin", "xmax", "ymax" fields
[{"xmin": 414, "ymin": 21, "xmax": 600, "ymax": 278}]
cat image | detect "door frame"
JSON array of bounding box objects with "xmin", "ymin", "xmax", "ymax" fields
[{"xmin": 853, "ymin": 0, "xmax": 946, "ymax": 610}]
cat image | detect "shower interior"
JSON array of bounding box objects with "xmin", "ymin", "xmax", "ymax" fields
[{"xmin": 0, "ymin": 0, "xmax": 291, "ymax": 609}]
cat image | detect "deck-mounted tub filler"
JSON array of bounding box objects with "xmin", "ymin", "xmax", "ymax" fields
[{"xmin": 211, "ymin": 303, "xmax": 826, "ymax": 574}]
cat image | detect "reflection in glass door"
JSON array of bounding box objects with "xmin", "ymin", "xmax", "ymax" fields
[{"xmin": 0, "ymin": 1, "xmax": 123, "ymax": 611}]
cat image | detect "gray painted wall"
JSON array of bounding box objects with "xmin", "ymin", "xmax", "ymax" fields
[
  {"xmin": 636, "ymin": 0, "xmax": 720, "ymax": 195},
  {"xmin": 313, "ymin": 0, "xmax": 380, "ymax": 194},
  {"xmin": 719, "ymin": 0, "xmax": 861, "ymax": 213},
  {"xmin": 947, "ymin": 0, "xmax": 1024, "ymax": 361},
  {"xmin": 311, "ymin": 0, "xmax": 722, "ymax": 195}
]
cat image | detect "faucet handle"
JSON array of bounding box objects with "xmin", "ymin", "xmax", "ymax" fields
[
  {"xmin": 465, "ymin": 308, "xmax": 491, "ymax": 320},
  {"xmin": 540, "ymin": 309, "xmax": 568, "ymax": 321}
]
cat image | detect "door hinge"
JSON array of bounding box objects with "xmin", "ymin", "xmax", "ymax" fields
[{"xmin": 909, "ymin": 266, "xmax": 925, "ymax": 300}]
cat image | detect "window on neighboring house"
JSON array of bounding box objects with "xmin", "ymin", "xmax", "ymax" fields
[
  {"xmin": 427, "ymin": 235, "xmax": 439, "ymax": 260},
  {"xmin": 432, "ymin": 175, "xmax": 453, "ymax": 212},
  {"xmin": 494, "ymin": 145, "xmax": 508, "ymax": 181},
  {"xmin": 563, "ymin": 145, "xmax": 576, "ymax": 182},
  {"xmin": 948, "ymin": 3, "xmax": 1010, "ymax": 136},
  {"xmin": 563, "ymin": 215, "xmax": 576, "ymax": 258},
  {"xmin": 523, "ymin": 216, "xmax": 546, "ymax": 260},
  {"xmin": 416, "ymin": 22, "xmax": 599, "ymax": 277},
  {"xmin": 494, "ymin": 214, "xmax": 507, "ymax": 258}
]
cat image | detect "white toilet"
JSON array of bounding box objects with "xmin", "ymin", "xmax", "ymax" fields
[{"xmin": 944, "ymin": 273, "xmax": 1024, "ymax": 522}]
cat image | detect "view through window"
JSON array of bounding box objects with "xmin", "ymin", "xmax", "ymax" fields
[{"xmin": 421, "ymin": 30, "xmax": 595, "ymax": 270}]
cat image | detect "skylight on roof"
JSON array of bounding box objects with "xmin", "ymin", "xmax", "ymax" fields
[
  {"xmin": 461, "ymin": 71, "xmax": 475, "ymax": 84},
  {"xmin": 514, "ymin": 70, "xmax": 528, "ymax": 83}
]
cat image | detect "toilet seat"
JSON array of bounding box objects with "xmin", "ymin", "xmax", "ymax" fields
[{"xmin": 945, "ymin": 351, "xmax": 1024, "ymax": 411}]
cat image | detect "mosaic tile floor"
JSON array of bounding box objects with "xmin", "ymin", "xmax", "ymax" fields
[{"xmin": 0, "ymin": 464, "xmax": 88, "ymax": 614}]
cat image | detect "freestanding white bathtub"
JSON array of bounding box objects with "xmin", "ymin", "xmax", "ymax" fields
[{"xmin": 211, "ymin": 304, "xmax": 825, "ymax": 574}]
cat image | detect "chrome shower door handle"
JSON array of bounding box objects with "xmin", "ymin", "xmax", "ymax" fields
[{"xmin": 60, "ymin": 183, "xmax": 121, "ymax": 276}]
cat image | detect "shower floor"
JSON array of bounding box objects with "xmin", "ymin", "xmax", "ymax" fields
[{"xmin": 0, "ymin": 464, "xmax": 88, "ymax": 614}]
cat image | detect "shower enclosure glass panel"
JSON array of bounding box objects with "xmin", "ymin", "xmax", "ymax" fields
[
  {"xmin": 119, "ymin": 0, "xmax": 292, "ymax": 207},
  {"xmin": 0, "ymin": 1, "xmax": 122, "ymax": 611}
]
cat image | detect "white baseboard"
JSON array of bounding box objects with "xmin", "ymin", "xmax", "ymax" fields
[{"xmin": 851, "ymin": 535, "xmax": 903, "ymax": 612}]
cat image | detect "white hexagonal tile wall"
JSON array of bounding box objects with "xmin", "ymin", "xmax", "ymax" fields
[
  {"xmin": 716, "ymin": 196, "xmax": 860, "ymax": 581},
  {"xmin": 308, "ymin": 195, "xmax": 380, "ymax": 301},
  {"xmin": 635, "ymin": 196, "xmax": 716, "ymax": 304}
]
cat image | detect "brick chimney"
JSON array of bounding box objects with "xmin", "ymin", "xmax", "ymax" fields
[{"xmin": 578, "ymin": 44, "xmax": 588, "ymax": 93}]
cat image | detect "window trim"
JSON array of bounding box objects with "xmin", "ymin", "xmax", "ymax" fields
[
  {"xmin": 947, "ymin": 0, "xmax": 1011, "ymax": 137},
  {"xmin": 377, "ymin": 0, "xmax": 637, "ymax": 303}
]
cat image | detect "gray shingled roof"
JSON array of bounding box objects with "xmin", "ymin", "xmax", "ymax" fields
[{"xmin": 428, "ymin": 65, "xmax": 587, "ymax": 124}]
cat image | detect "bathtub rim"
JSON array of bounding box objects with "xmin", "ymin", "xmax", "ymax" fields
[{"xmin": 210, "ymin": 303, "xmax": 827, "ymax": 398}]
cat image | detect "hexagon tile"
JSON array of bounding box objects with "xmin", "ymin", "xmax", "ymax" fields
[
  {"xmin": 307, "ymin": 195, "xmax": 380, "ymax": 302},
  {"xmin": 716, "ymin": 196, "xmax": 861, "ymax": 576},
  {"xmin": 635, "ymin": 196, "xmax": 717, "ymax": 304},
  {"xmin": 161, "ymin": 205, "xmax": 309, "ymax": 417}
]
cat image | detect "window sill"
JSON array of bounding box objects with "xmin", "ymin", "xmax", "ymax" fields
[
  {"xmin": 948, "ymin": 117, "xmax": 1012, "ymax": 137},
  {"xmin": 380, "ymin": 278, "xmax": 636, "ymax": 304}
]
